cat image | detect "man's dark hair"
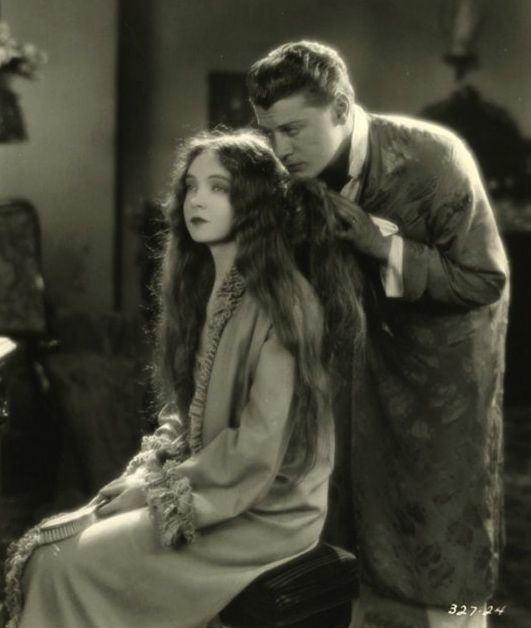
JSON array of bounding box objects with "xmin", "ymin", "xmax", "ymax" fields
[{"xmin": 247, "ymin": 40, "xmax": 355, "ymax": 109}]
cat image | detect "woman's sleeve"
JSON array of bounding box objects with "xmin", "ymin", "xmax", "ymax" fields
[{"xmin": 143, "ymin": 327, "xmax": 296, "ymax": 547}]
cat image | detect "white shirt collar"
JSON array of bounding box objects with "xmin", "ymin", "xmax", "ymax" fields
[{"xmin": 347, "ymin": 104, "xmax": 369, "ymax": 183}]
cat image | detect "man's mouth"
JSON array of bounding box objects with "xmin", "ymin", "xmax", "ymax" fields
[{"xmin": 285, "ymin": 162, "xmax": 305, "ymax": 173}]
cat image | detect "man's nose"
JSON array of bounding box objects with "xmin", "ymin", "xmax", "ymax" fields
[{"xmin": 273, "ymin": 133, "xmax": 293, "ymax": 161}]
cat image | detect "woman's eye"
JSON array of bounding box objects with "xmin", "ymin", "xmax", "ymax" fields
[{"xmin": 212, "ymin": 184, "xmax": 229, "ymax": 193}]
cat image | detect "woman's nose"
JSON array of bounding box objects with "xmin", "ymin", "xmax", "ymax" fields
[{"xmin": 189, "ymin": 188, "xmax": 205, "ymax": 208}]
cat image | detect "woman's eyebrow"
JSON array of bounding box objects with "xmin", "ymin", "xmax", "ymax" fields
[{"xmin": 207, "ymin": 174, "xmax": 231, "ymax": 182}]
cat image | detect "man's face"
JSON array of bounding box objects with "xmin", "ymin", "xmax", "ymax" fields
[{"xmin": 254, "ymin": 92, "xmax": 347, "ymax": 178}]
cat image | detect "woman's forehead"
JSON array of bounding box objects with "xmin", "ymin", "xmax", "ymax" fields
[{"xmin": 187, "ymin": 150, "xmax": 231, "ymax": 179}]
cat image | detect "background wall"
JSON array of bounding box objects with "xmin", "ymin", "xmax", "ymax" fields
[
  {"xmin": 119, "ymin": 0, "xmax": 531, "ymax": 310},
  {"xmin": 1, "ymin": 0, "xmax": 528, "ymax": 313},
  {"xmin": 0, "ymin": 0, "xmax": 117, "ymax": 311}
]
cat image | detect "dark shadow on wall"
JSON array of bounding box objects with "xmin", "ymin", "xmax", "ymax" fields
[{"xmin": 115, "ymin": 0, "xmax": 157, "ymax": 310}]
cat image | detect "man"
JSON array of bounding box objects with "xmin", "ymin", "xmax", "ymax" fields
[{"xmin": 247, "ymin": 41, "xmax": 509, "ymax": 628}]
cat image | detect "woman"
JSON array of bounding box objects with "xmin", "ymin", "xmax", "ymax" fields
[{"xmin": 5, "ymin": 130, "xmax": 362, "ymax": 628}]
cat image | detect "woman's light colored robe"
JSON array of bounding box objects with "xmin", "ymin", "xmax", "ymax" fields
[{"xmin": 5, "ymin": 269, "xmax": 333, "ymax": 628}]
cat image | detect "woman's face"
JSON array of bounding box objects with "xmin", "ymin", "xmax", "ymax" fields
[{"xmin": 183, "ymin": 150, "xmax": 234, "ymax": 245}]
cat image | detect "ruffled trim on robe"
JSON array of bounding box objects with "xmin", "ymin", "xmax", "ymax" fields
[
  {"xmin": 144, "ymin": 463, "xmax": 195, "ymax": 547},
  {"xmin": 124, "ymin": 432, "xmax": 188, "ymax": 476},
  {"xmin": 143, "ymin": 266, "xmax": 246, "ymax": 545},
  {"xmin": 188, "ymin": 267, "xmax": 246, "ymax": 454}
]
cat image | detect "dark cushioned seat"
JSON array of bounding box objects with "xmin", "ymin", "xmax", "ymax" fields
[{"xmin": 220, "ymin": 544, "xmax": 358, "ymax": 627}]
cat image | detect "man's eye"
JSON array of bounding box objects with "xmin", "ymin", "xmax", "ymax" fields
[{"xmin": 286, "ymin": 127, "xmax": 300, "ymax": 138}]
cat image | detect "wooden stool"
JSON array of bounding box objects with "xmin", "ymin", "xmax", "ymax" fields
[{"xmin": 219, "ymin": 544, "xmax": 358, "ymax": 628}]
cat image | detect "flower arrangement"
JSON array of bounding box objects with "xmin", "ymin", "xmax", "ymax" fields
[{"xmin": 0, "ymin": 21, "xmax": 47, "ymax": 79}]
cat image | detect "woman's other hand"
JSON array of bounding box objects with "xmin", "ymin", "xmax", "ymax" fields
[{"xmin": 96, "ymin": 473, "xmax": 147, "ymax": 518}]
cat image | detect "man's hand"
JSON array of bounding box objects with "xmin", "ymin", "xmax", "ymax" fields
[
  {"xmin": 96, "ymin": 473, "xmax": 147, "ymax": 518},
  {"xmin": 329, "ymin": 191, "xmax": 393, "ymax": 262}
]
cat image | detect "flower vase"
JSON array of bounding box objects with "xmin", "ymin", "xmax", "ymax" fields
[{"xmin": 0, "ymin": 72, "xmax": 26, "ymax": 142}]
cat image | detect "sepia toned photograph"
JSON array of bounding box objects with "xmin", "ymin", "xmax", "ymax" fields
[{"xmin": 0, "ymin": 1, "xmax": 530, "ymax": 627}]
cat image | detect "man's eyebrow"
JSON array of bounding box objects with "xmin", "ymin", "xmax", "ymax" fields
[
  {"xmin": 279, "ymin": 120, "xmax": 304, "ymax": 129},
  {"xmin": 258, "ymin": 120, "xmax": 304, "ymax": 132}
]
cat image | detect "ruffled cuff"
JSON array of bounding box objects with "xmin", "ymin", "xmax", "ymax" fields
[
  {"xmin": 145, "ymin": 460, "xmax": 196, "ymax": 547},
  {"xmin": 124, "ymin": 432, "xmax": 188, "ymax": 476}
]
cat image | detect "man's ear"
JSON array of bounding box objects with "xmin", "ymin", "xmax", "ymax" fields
[{"xmin": 332, "ymin": 93, "xmax": 351, "ymax": 125}]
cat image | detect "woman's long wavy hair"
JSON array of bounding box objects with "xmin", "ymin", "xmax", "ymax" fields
[
  {"xmin": 153, "ymin": 129, "xmax": 365, "ymax": 475},
  {"xmin": 283, "ymin": 179, "xmax": 367, "ymax": 372}
]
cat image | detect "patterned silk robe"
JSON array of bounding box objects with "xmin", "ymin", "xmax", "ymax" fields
[{"xmin": 338, "ymin": 112, "xmax": 509, "ymax": 622}]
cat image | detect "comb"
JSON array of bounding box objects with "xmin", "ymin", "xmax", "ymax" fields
[{"xmin": 37, "ymin": 497, "xmax": 108, "ymax": 545}]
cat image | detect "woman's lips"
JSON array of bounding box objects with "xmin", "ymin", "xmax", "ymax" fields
[{"xmin": 190, "ymin": 216, "xmax": 209, "ymax": 225}]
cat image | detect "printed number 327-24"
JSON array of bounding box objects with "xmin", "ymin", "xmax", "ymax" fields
[{"xmin": 448, "ymin": 605, "xmax": 506, "ymax": 616}]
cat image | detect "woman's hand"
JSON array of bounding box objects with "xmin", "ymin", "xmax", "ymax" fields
[{"xmin": 96, "ymin": 473, "xmax": 147, "ymax": 518}]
